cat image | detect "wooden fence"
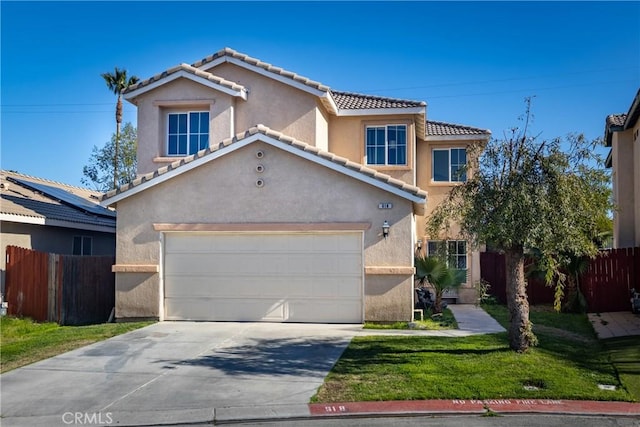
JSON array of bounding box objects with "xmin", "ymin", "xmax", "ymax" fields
[
  {"xmin": 480, "ymin": 247, "xmax": 640, "ymax": 312},
  {"xmin": 5, "ymin": 246, "xmax": 115, "ymax": 325}
]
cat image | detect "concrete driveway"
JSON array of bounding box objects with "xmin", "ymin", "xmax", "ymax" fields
[{"xmin": 0, "ymin": 321, "xmax": 361, "ymax": 426}]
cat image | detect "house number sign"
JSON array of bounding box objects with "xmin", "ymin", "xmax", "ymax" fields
[{"xmin": 378, "ymin": 203, "xmax": 393, "ymax": 209}]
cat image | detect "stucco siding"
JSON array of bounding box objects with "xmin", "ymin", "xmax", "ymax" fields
[
  {"xmin": 315, "ymin": 104, "xmax": 329, "ymax": 152},
  {"xmin": 328, "ymin": 115, "xmax": 416, "ymax": 186},
  {"xmin": 414, "ymin": 138, "xmax": 482, "ymax": 302},
  {"xmin": 612, "ymin": 131, "xmax": 636, "ymax": 248},
  {"xmin": 634, "ymin": 121, "xmax": 640, "ymax": 247},
  {"xmin": 134, "ymin": 78, "xmax": 233, "ymax": 175},
  {"xmin": 203, "ymin": 62, "xmax": 322, "ymax": 145},
  {"xmin": 114, "ymin": 140, "xmax": 417, "ymax": 321}
]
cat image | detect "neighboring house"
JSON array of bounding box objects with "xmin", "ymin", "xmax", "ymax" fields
[
  {"xmin": 1, "ymin": 171, "xmax": 116, "ymax": 293},
  {"xmin": 101, "ymin": 48, "xmax": 491, "ymax": 323},
  {"xmin": 605, "ymin": 88, "xmax": 640, "ymax": 249}
]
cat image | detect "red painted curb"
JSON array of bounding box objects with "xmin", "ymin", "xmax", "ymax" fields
[{"xmin": 309, "ymin": 400, "xmax": 640, "ymax": 417}]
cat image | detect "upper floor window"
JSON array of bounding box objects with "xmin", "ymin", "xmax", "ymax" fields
[
  {"xmin": 168, "ymin": 111, "xmax": 210, "ymax": 156},
  {"xmin": 73, "ymin": 236, "xmax": 92, "ymax": 256},
  {"xmin": 366, "ymin": 124, "xmax": 407, "ymax": 166},
  {"xmin": 433, "ymin": 148, "xmax": 466, "ymax": 182}
]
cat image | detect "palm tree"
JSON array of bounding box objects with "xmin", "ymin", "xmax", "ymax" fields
[
  {"xmin": 101, "ymin": 67, "xmax": 139, "ymax": 188},
  {"xmin": 415, "ymin": 255, "xmax": 466, "ymax": 313}
]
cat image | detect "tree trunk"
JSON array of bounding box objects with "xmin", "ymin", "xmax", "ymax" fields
[
  {"xmin": 113, "ymin": 96, "xmax": 122, "ymax": 189},
  {"xmin": 434, "ymin": 290, "xmax": 443, "ymax": 314},
  {"xmin": 504, "ymin": 246, "xmax": 535, "ymax": 352}
]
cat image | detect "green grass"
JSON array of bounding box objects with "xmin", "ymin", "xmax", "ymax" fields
[
  {"xmin": 602, "ymin": 336, "xmax": 640, "ymax": 400},
  {"xmin": 1, "ymin": 316, "xmax": 154, "ymax": 373},
  {"xmin": 364, "ymin": 308, "xmax": 458, "ymax": 330},
  {"xmin": 313, "ymin": 304, "xmax": 637, "ymax": 403}
]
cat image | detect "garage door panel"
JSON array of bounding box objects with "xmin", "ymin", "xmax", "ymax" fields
[
  {"xmin": 288, "ymin": 299, "xmax": 361, "ymax": 323},
  {"xmin": 164, "ymin": 232, "xmax": 363, "ymax": 323},
  {"xmin": 166, "ymin": 297, "xmax": 362, "ymax": 323},
  {"xmin": 164, "ymin": 276, "xmax": 248, "ymax": 298},
  {"xmin": 165, "ymin": 298, "xmax": 287, "ymax": 321},
  {"xmin": 310, "ymin": 277, "xmax": 362, "ymax": 298}
]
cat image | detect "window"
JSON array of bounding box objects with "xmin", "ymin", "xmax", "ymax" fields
[
  {"xmin": 167, "ymin": 111, "xmax": 210, "ymax": 156},
  {"xmin": 366, "ymin": 124, "xmax": 407, "ymax": 165},
  {"xmin": 433, "ymin": 148, "xmax": 467, "ymax": 182},
  {"xmin": 427, "ymin": 240, "xmax": 467, "ymax": 271},
  {"xmin": 73, "ymin": 236, "xmax": 92, "ymax": 256}
]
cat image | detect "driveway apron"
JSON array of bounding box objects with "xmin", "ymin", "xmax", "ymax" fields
[{"xmin": 0, "ymin": 322, "xmax": 359, "ymax": 426}]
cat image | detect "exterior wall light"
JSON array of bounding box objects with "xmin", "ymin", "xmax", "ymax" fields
[
  {"xmin": 417, "ymin": 239, "xmax": 423, "ymax": 251},
  {"xmin": 382, "ymin": 220, "xmax": 390, "ymax": 239}
]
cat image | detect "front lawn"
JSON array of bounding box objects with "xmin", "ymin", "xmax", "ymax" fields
[
  {"xmin": 603, "ymin": 335, "xmax": 640, "ymax": 400},
  {"xmin": 313, "ymin": 304, "xmax": 636, "ymax": 403},
  {"xmin": 365, "ymin": 308, "xmax": 458, "ymax": 330},
  {"xmin": 0, "ymin": 316, "xmax": 154, "ymax": 373}
]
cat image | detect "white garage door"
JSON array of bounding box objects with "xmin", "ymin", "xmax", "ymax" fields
[{"xmin": 163, "ymin": 232, "xmax": 363, "ymax": 323}]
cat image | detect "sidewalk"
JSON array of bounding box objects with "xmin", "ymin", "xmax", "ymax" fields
[
  {"xmin": 588, "ymin": 311, "xmax": 640, "ymax": 339},
  {"xmin": 354, "ymin": 304, "xmax": 505, "ymax": 337}
]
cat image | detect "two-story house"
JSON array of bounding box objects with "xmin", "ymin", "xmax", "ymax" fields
[
  {"xmin": 605, "ymin": 89, "xmax": 640, "ymax": 249},
  {"xmin": 101, "ymin": 48, "xmax": 490, "ymax": 323}
]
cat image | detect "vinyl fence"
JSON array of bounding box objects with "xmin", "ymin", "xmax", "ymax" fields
[
  {"xmin": 5, "ymin": 246, "xmax": 115, "ymax": 325},
  {"xmin": 480, "ymin": 247, "xmax": 639, "ymax": 313}
]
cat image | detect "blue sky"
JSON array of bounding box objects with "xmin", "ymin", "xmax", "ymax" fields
[{"xmin": 2, "ymin": 1, "xmax": 639, "ymax": 188}]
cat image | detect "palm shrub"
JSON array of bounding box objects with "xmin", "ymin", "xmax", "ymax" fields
[{"xmin": 415, "ymin": 255, "xmax": 466, "ymax": 313}]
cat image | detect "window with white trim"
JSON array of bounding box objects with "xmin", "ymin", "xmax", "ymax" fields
[
  {"xmin": 433, "ymin": 148, "xmax": 467, "ymax": 182},
  {"xmin": 366, "ymin": 124, "xmax": 407, "ymax": 165},
  {"xmin": 426, "ymin": 240, "xmax": 467, "ymax": 271},
  {"xmin": 73, "ymin": 236, "xmax": 92, "ymax": 256},
  {"xmin": 167, "ymin": 111, "xmax": 210, "ymax": 156}
]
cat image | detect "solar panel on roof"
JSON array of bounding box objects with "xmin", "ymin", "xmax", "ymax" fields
[{"xmin": 10, "ymin": 177, "xmax": 116, "ymax": 218}]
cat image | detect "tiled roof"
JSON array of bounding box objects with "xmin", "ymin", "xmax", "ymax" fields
[
  {"xmin": 426, "ymin": 120, "xmax": 491, "ymax": 136},
  {"xmin": 606, "ymin": 114, "xmax": 627, "ymax": 128},
  {"xmin": 123, "ymin": 63, "xmax": 246, "ymax": 96},
  {"xmin": 604, "ymin": 113, "xmax": 628, "ymax": 147},
  {"xmin": 129, "ymin": 47, "xmax": 427, "ymax": 115},
  {"xmin": 331, "ymin": 91, "xmax": 425, "ymax": 109},
  {"xmin": 191, "ymin": 47, "xmax": 331, "ymax": 93},
  {"xmin": 1, "ymin": 171, "xmax": 116, "ymax": 229},
  {"xmin": 102, "ymin": 125, "xmax": 427, "ymax": 203}
]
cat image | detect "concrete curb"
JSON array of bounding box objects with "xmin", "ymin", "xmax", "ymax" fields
[
  {"xmin": 4, "ymin": 400, "xmax": 638, "ymax": 426},
  {"xmin": 308, "ymin": 400, "xmax": 640, "ymax": 419},
  {"xmin": 211, "ymin": 400, "xmax": 640, "ymax": 425}
]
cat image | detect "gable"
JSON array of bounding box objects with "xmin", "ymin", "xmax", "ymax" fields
[
  {"xmin": 129, "ymin": 47, "xmax": 429, "ymax": 137},
  {"xmin": 124, "ymin": 63, "xmax": 247, "ymax": 104},
  {"xmin": 115, "ymin": 140, "xmax": 418, "ymax": 226},
  {"xmin": 205, "ymin": 62, "xmax": 326, "ymax": 143},
  {"xmin": 102, "ymin": 126, "xmax": 427, "ymax": 213}
]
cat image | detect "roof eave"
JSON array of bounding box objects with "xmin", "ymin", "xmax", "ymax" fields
[
  {"xmin": 425, "ymin": 134, "xmax": 491, "ymax": 142},
  {"xmin": 124, "ymin": 70, "xmax": 247, "ymax": 103},
  {"xmin": 604, "ymin": 124, "xmax": 623, "ymax": 147},
  {"xmin": 624, "ymin": 89, "xmax": 640, "ymax": 130},
  {"xmin": 0, "ymin": 213, "xmax": 116, "ymax": 233},
  {"xmin": 336, "ymin": 106, "xmax": 426, "ymax": 117},
  {"xmin": 197, "ymin": 55, "xmax": 328, "ymax": 98}
]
